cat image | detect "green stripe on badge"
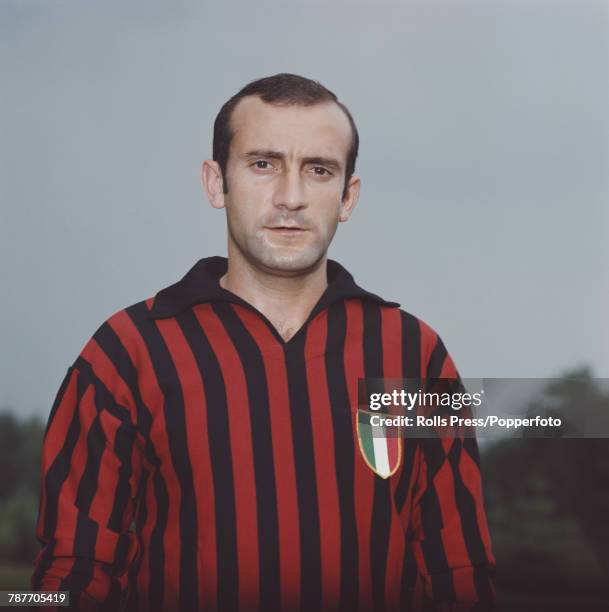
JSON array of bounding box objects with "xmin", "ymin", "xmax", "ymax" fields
[{"xmin": 358, "ymin": 411, "xmax": 376, "ymax": 469}]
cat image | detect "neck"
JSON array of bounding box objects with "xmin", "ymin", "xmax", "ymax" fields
[{"xmin": 219, "ymin": 247, "xmax": 328, "ymax": 342}]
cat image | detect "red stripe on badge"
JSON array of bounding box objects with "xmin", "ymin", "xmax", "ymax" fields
[{"xmin": 386, "ymin": 435, "xmax": 400, "ymax": 472}]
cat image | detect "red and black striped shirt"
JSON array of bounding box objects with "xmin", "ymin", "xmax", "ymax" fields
[{"xmin": 32, "ymin": 256, "xmax": 496, "ymax": 611}]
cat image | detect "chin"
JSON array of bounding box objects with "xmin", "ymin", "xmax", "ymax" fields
[{"xmin": 256, "ymin": 246, "xmax": 325, "ymax": 275}]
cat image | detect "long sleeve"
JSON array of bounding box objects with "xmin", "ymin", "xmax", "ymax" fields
[
  {"xmin": 409, "ymin": 435, "xmax": 496, "ymax": 610},
  {"xmin": 409, "ymin": 334, "xmax": 496, "ymax": 611},
  {"xmin": 31, "ymin": 358, "xmax": 141, "ymax": 611}
]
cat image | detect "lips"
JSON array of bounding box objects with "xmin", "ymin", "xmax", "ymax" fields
[{"xmin": 267, "ymin": 226, "xmax": 307, "ymax": 231}]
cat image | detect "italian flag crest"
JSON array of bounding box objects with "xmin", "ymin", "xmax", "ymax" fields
[{"xmin": 356, "ymin": 409, "xmax": 402, "ymax": 478}]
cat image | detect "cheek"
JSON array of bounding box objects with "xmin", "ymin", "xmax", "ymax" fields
[
  {"xmin": 316, "ymin": 201, "xmax": 342, "ymax": 227},
  {"xmin": 308, "ymin": 210, "xmax": 340, "ymax": 245},
  {"xmin": 226, "ymin": 196, "xmax": 265, "ymax": 236},
  {"xmin": 229, "ymin": 174, "xmax": 270, "ymax": 210}
]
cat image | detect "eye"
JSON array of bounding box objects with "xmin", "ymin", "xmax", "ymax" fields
[
  {"xmin": 252, "ymin": 160, "xmax": 272, "ymax": 170},
  {"xmin": 312, "ymin": 166, "xmax": 331, "ymax": 176}
]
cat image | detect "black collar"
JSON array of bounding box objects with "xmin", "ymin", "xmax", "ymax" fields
[{"xmin": 149, "ymin": 256, "xmax": 400, "ymax": 319}]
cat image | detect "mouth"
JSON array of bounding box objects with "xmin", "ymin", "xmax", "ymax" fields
[{"xmin": 265, "ymin": 226, "xmax": 309, "ymax": 234}]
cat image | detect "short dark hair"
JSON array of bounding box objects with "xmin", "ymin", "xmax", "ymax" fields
[{"xmin": 213, "ymin": 73, "xmax": 359, "ymax": 200}]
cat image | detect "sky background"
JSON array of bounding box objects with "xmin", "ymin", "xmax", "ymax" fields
[{"xmin": 2, "ymin": 0, "xmax": 608, "ymax": 419}]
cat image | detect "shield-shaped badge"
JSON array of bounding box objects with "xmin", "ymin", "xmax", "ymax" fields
[{"xmin": 356, "ymin": 409, "xmax": 402, "ymax": 478}]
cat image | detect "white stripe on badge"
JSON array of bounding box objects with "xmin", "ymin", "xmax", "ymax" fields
[{"xmin": 371, "ymin": 422, "xmax": 390, "ymax": 477}]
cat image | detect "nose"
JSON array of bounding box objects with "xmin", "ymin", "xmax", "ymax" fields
[{"xmin": 273, "ymin": 167, "xmax": 307, "ymax": 211}]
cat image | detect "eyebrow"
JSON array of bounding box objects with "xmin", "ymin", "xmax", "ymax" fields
[{"xmin": 242, "ymin": 149, "xmax": 343, "ymax": 172}]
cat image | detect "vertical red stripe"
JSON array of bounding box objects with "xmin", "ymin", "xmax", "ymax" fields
[
  {"xmin": 380, "ymin": 307, "xmax": 402, "ymax": 377},
  {"xmin": 381, "ymin": 306, "xmax": 404, "ymax": 415},
  {"xmin": 233, "ymin": 306, "xmax": 302, "ymax": 612},
  {"xmin": 439, "ymin": 351, "xmax": 457, "ymax": 378},
  {"xmin": 396, "ymin": 312, "xmax": 422, "ymax": 529},
  {"xmin": 196, "ymin": 305, "xmax": 260, "ymax": 610},
  {"xmin": 304, "ymin": 310, "xmax": 341, "ymax": 611},
  {"xmin": 135, "ymin": 468, "xmax": 158, "ymax": 612},
  {"xmin": 381, "ymin": 307, "xmax": 406, "ymax": 610},
  {"xmin": 386, "ymin": 438, "xmax": 400, "ymax": 469},
  {"xmin": 413, "ymin": 572, "xmax": 425, "ymax": 610}
]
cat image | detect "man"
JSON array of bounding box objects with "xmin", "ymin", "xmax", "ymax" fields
[{"xmin": 32, "ymin": 73, "xmax": 496, "ymax": 611}]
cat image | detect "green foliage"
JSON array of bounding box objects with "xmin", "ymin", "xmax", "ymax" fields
[
  {"xmin": 0, "ymin": 564, "xmax": 32, "ymax": 590},
  {"xmin": 0, "ymin": 492, "xmax": 39, "ymax": 564},
  {"xmin": 481, "ymin": 369, "xmax": 609, "ymax": 598},
  {"xmin": 0, "ymin": 411, "xmax": 44, "ymax": 567},
  {"xmin": 0, "ymin": 412, "xmax": 44, "ymax": 500}
]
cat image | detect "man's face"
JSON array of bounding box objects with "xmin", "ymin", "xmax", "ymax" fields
[{"xmin": 213, "ymin": 96, "xmax": 359, "ymax": 276}]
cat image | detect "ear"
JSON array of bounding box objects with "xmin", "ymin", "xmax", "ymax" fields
[
  {"xmin": 201, "ymin": 160, "xmax": 226, "ymax": 210},
  {"xmin": 338, "ymin": 174, "xmax": 361, "ymax": 222}
]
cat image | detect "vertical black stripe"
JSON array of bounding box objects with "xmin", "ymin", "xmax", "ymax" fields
[
  {"xmin": 395, "ymin": 311, "xmax": 423, "ymax": 514},
  {"xmin": 126, "ymin": 468, "xmax": 149, "ymax": 612},
  {"xmin": 109, "ymin": 420, "xmax": 136, "ymax": 533},
  {"xmin": 58, "ymin": 515, "xmax": 97, "ymax": 598},
  {"xmin": 127, "ymin": 302, "xmax": 198, "ymax": 612},
  {"xmin": 448, "ymin": 439, "xmax": 494, "ymax": 603},
  {"xmin": 427, "ymin": 335, "xmax": 447, "ymax": 378},
  {"xmin": 107, "ymin": 579, "xmax": 122, "ymax": 610},
  {"xmin": 176, "ymin": 308, "xmax": 238, "ymax": 612},
  {"xmin": 284, "ymin": 332, "xmax": 322, "ymax": 612},
  {"xmin": 149, "ymin": 471, "xmax": 169, "ymax": 612},
  {"xmin": 362, "ymin": 301, "xmax": 392, "ymax": 612},
  {"xmin": 113, "ymin": 533, "xmax": 134, "ymax": 576},
  {"xmin": 210, "ymin": 303, "xmax": 281, "ymax": 612},
  {"xmin": 419, "ymin": 439, "xmax": 456, "ymax": 601},
  {"xmin": 325, "ymin": 301, "xmax": 359, "ymax": 612},
  {"xmin": 394, "ymin": 439, "xmax": 419, "ymax": 518},
  {"xmin": 400, "ymin": 312, "xmax": 422, "ymax": 379}
]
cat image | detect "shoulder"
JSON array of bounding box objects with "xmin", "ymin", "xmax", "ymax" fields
[
  {"xmin": 84, "ymin": 297, "xmax": 156, "ymax": 363},
  {"xmin": 69, "ymin": 296, "xmax": 156, "ymax": 410},
  {"xmin": 397, "ymin": 306, "xmax": 442, "ymax": 345},
  {"xmin": 381, "ymin": 305, "xmax": 445, "ymax": 354},
  {"xmin": 381, "ymin": 305, "xmax": 458, "ymax": 378}
]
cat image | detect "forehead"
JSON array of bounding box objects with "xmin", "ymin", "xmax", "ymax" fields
[{"xmin": 229, "ymin": 96, "xmax": 352, "ymax": 161}]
